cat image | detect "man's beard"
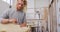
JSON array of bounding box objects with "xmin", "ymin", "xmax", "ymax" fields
[{"xmin": 17, "ymin": 7, "xmax": 24, "ymax": 11}]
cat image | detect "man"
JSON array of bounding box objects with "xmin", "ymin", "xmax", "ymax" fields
[{"xmin": 0, "ymin": 0, "xmax": 27, "ymax": 27}]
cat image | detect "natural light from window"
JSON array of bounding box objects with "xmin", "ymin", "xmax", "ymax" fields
[{"xmin": 2, "ymin": 0, "xmax": 13, "ymax": 5}]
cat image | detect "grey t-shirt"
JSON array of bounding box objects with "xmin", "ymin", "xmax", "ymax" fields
[{"xmin": 0, "ymin": 9, "xmax": 26, "ymax": 24}]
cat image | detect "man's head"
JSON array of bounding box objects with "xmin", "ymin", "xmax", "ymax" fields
[{"xmin": 16, "ymin": 0, "xmax": 27, "ymax": 11}]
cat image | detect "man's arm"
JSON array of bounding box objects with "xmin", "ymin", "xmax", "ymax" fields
[
  {"xmin": 0, "ymin": 10, "xmax": 9, "ymax": 24},
  {"xmin": 20, "ymin": 13, "xmax": 27, "ymax": 27},
  {"xmin": 1, "ymin": 19, "xmax": 9, "ymax": 24},
  {"xmin": 0, "ymin": 10, "xmax": 17, "ymax": 24}
]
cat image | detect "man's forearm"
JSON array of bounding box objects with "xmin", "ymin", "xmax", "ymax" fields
[
  {"xmin": 1, "ymin": 19, "xmax": 17, "ymax": 24},
  {"xmin": 1, "ymin": 19, "xmax": 9, "ymax": 24},
  {"xmin": 0, "ymin": 18, "xmax": 3, "ymax": 23}
]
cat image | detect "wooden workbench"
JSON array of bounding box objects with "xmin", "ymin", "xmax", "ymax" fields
[{"xmin": 0, "ymin": 23, "xmax": 30, "ymax": 32}]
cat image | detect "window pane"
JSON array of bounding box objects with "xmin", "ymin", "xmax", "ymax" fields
[{"xmin": 2, "ymin": 0, "xmax": 13, "ymax": 5}]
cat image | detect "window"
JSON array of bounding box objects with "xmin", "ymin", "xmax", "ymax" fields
[{"xmin": 2, "ymin": 0, "xmax": 13, "ymax": 5}]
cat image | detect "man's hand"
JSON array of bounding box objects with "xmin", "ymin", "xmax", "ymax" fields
[
  {"xmin": 20, "ymin": 22, "xmax": 27, "ymax": 27},
  {"xmin": 9, "ymin": 19, "xmax": 17, "ymax": 24},
  {"xmin": 1, "ymin": 19, "xmax": 9, "ymax": 24},
  {"xmin": 1, "ymin": 19, "xmax": 17, "ymax": 24}
]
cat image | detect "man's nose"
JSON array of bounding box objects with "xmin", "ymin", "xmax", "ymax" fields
[{"xmin": 18, "ymin": 4, "xmax": 22, "ymax": 7}]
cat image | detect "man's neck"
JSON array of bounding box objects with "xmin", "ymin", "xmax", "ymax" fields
[{"xmin": 16, "ymin": 9, "xmax": 23, "ymax": 12}]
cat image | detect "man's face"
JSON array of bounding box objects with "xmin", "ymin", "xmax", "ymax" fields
[{"xmin": 16, "ymin": 0, "xmax": 24, "ymax": 10}]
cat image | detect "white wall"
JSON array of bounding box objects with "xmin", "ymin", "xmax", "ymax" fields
[
  {"xmin": 26, "ymin": 0, "xmax": 50, "ymax": 19},
  {"xmin": 0, "ymin": 0, "xmax": 10, "ymax": 15},
  {"xmin": 35, "ymin": 0, "xmax": 49, "ymax": 8},
  {"xmin": 26, "ymin": 0, "xmax": 35, "ymax": 19},
  {"xmin": 56, "ymin": 0, "xmax": 60, "ymax": 32}
]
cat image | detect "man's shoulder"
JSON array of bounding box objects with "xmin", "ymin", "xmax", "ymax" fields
[
  {"xmin": 9, "ymin": 9, "xmax": 15, "ymax": 12},
  {"xmin": 7, "ymin": 9, "xmax": 16, "ymax": 13},
  {"xmin": 3, "ymin": 9, "xmax": 16, "ymax": 15}
]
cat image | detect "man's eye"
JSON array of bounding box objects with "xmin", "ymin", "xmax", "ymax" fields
[
  {"xmin": 18, "ymin": 3, "xmax": 21, "ymax": 5},
  {"xmin": 18, "ymin": 3, "xmax": 23, "ymax": 5}
]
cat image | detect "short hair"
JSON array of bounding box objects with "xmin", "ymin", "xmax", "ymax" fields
[{"xmin": 17, "ymin": 0, "xmax": 27, "ymax": 6}]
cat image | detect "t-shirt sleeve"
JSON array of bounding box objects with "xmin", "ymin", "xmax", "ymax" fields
[
  {"xmin": 22, "ymin": 13, "xmax": 26, "ymax": 23},
  {"xmin": 0, "ymin": 10, "xmax": 9, "ymax": 23}
]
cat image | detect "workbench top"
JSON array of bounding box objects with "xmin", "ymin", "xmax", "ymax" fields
[{"xmin": 0, "ymin": 24, "xmax": 30, "ymax": 32}]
